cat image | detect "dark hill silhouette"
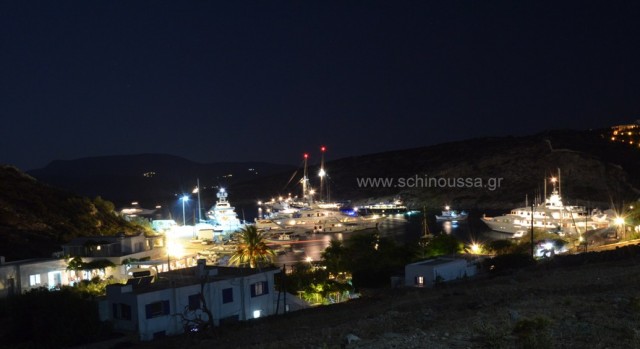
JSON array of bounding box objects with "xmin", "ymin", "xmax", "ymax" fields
[
  {"xmin": 28, "ymin": 154, "xmax": 295, "ymax": 208},
  {"xmin": 231, "ymin": 129, "xmax": 640, "ymax": 210}
]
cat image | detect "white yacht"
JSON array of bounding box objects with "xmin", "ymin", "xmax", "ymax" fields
[
  {"xmin": 256, "ymin": 205, "xmax": 382, "ymax": 233},
  {"xmin": 357, "ymin": 199, "xmax": 408, "ymax": 214},
  {"xmin": 206, "ymin": 188, "xmax": 244, "ymax": 235},
  {"xmin": 481, "ymin": 172, "xmax": 606, "ymax": 237}
]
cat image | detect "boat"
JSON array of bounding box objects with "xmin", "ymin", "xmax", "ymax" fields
[
  {"xmin": 357, "ymin": 199, "xmax": 408, "ymax": 215},
  {"xmin": 435, "ymin": 206, "xmax": 468, "ymax": 221},
  {"xmin": 481, "ymin": 170, "xmax": 607, "ymax": 237},
  {"xmin": 264, "ymin": 231, "xmax": 299, "ymax": 242},
  {"xmin": 255, "ymin": 149, "xmax": 385, "ymax": 233},
  {"xmin": 205, "ymin": 188, "xmax": 244, "ymax": 237}
]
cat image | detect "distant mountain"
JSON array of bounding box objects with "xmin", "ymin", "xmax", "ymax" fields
[
  {"xmin": 231, "ymin": 129, "xmax": 640, "ymax": 211},
  {"xmin": 0, "ymin": 166, "xmax": 148, "ymax": 261},
  {"xmin": 20, "ymin": 129, "xmax": 640, "ymax": 222},
  {"xmin": 28, "ymin": 154, "xmax": 296, "ymax": 209}
]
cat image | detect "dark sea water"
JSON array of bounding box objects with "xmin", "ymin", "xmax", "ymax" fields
[{"xmin": 266, "ymin": 209, "xmax": 510, "ymax": 267}]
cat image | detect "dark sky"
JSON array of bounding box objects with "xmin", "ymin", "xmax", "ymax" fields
[{"xmin": 1, "ymin": 1, "xmax": 638, "ymax": 171}]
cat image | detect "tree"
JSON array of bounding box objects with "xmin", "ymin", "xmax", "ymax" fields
[
  {"xmin": 418, "ymin": 234, "xmax": 464, "ymax": 258},
  {"xmin": 229, "ymin": 225, "xmax": 275, "ymax": 268},
  {"xmin": 321, "ymin": 239, "xmax": 347, "ymax": 277}
]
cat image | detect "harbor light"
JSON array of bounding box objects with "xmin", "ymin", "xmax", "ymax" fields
[
  {"xmin": 305, "ymin": 256, "xmax": 313, "ymax": 263},
  {"xmin": 181, "ymin": 195, "xmax": 189, "ymax": 226},
  {"xmin": 470, "ymin": 243, "xmax": 481, "ymax": 254},
  {"xmin": 318, "ymin": 168, "xmax": 326, "ymax": 177},
  {"xmin": 614, "ymin": 217, "xmax": 625, "ymax": 226}
]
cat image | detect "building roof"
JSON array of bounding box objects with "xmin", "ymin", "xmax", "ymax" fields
[
  {"xmin": 63, "ymin": 233, "xmax": 144, "ymax": 246},
  {"xmin": 407, "ymin": 257, "xmax": 464, "ymax": 267},
  {"xmin": 109, "ymin": 265, "xmax": 280, "ymax": 295}
]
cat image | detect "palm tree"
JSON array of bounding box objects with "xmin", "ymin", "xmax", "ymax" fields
[{"xmin": 229, "ymin": 225, "xmax": 275, "ymax": 268}]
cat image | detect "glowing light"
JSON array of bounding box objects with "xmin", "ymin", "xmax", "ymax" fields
[
  {"xmin": 253, "ymin": 310, "xmax": 261, "ymax": 319},
  {"xmin": 550, "ymin": 177, "xmax": 557, "ymax": 183},
  {"xmin": 304, "ymin": 153, "xmax": 308, "ymax": 159},
  {"xmin": 470, "ymin": 243, "xmax": 482, "ymax": 254},
  {"xmin": 318, "ymin": 168, "xmax": 326, "ymax": 177},
  {"xmin": 192, "ymin": 187, "xmax": 199, "ymax": 194},
  {"xmin": 615, "ymin": 217, "xmax": 625, "ymax": 226},
  {"xmin": 305, "ymin": 256, "xmax": 313, "ymax": 263},
  {"xmin": 167, "ymin": 241, "xmax": 184, "ymax": 258},
  {"xmin": 181, "ymin": 195, "xmax": 189, "ymax": 202},
  {"xmin": 220, "ymin": 188, "xmax": 225, "ymax": 192},
  {"xmin": 321, "ymin": 146, "xmax": 326, "ymax": 152}
]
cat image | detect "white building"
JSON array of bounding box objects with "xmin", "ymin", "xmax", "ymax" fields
[
  {"xmin": 102, "ymin": 261, "xmax": 280, "ymax": 341},
  {"xmin": 0, "ymin": 256, "xmax": 71, "ymax": 297},
  {"xmin": 0, "ymin": 234, "xmax": 174, "ymax": 298},
  {"xmin": 62, "ymin": 233, "xmax": 169, "ymax": 280},
  {"xmin": 404, "ymin": 258, "xmax": 477, "ymax": 288}
]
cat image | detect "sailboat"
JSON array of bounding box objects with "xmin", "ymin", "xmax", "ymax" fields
[{"xmin": 419, "ymin": 207, "xmax": 432, "ymax": 247}]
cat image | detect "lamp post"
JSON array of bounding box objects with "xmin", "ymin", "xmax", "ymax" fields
[
  {"xmin": 181, "ymin": 195, "xmax": 189, "ymax": 226},
  {"xmin": 615, "ymin": 217, "xmax": 625, "ymax": 240},
  {"xmin": 193, "ymin": 179, "xmax": 202, "ymax": 223}
]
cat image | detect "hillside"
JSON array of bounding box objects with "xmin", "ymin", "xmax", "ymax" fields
[
  {"xmin": 231, "ymin": 129, "xmax": 640, "ymax": 210},
  {"xmin": 129, "ymin": 247, "xmax": 640, "ymax": 349},
  {"xmin": 27, "ymin": 154, "xmax": 295, "ymax": 208},
  {"xmin": 0, "ymin": 165, "xmax": 148, "ymax": 261}
]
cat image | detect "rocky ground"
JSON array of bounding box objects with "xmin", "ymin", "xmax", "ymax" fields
[{"xmin": 121, "ymin": 255, "xmax": 640, "ymax": 349}]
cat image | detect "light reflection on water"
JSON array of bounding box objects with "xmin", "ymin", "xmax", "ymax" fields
[{"xmin": 274, "ymin": 211, "xmax": 506, "ymax": 267}]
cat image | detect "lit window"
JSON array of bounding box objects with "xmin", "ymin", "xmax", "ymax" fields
[
  {"xmin": 251, "ymin": 281, "xmax": 269, "ymax": 297},
  {"xmin": 253, "ymin": 310, "xmax": 261, "ymax": 318},
  {"xmin": 416, "ymin": 276, "xmax": 424, "ymax": 286},
  {"xmin": 29, "ymin": 274, "xmax": 41, "ymax": 286}
]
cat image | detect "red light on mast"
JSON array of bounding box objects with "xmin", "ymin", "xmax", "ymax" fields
[
  {"xmin": 303, "ymin": 153, "xmax": 308, "ymax": 159},
  {"xmin": 321, "ymin": 146, "xmax": 326, "ymax": 152}
]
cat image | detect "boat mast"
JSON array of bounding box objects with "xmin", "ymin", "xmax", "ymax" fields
[
  {"xmin": 319, "ymin": 146, "xmax": 326, "ymax": 203},
  {"xmin": 302, "ymin": 153, "xmax": 309, "ymax": 202},
  {"xmin": 558, "ymin": 168, "xmax": 562, "ymax": 198}
]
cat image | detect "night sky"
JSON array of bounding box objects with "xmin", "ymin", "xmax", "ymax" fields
[{"xmin": 2, "ymin": 1, "xmax": 639, "ymax": 171}]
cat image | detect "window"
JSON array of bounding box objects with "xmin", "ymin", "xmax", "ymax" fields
[
  {"xmin": 222, "ymin": 287, "xmax": 233, "ymax": 303},
  {"xmin": 113, "ymin": 303, "xmax": 132, "ymax": 320},
  {"xmin": 415, "ymin": 276, "xmax": 424, "ymax": 287},
  {"xmin": 251, "ymin": 281, "xmax": 269, "ymax": 297},
  {"xmin": 29, "ymin": 274, "xmax": 41, "ymax": 286},
  {"xmin": 145, "ymin": 300, "xmax": 170, "ymax": 319},
  {"xmin": 188, "ymin": 294, "xmax": 201, "ymax": 310}
]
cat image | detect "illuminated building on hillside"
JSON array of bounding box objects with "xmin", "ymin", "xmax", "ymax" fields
[{"xmin": 609, "ymin": 120, "xmax": 640, "ymax": 148}]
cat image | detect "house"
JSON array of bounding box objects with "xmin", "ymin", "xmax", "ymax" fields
[
  {"xmin": 102, "ymin": 260, "xmax": 280, "ymax": 341},
  {"xmin": 404, "ymin": 257, "xmax": 478, "ymax": 287},
  {"xmin": 62, "ymin": 233, "xmax": 171, "ymax": 280},
  {"xmin": 0, "ymin": 256, "xmax": 71, "ymax": 297}
]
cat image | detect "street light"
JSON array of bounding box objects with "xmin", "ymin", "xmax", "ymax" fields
[
  {"xmin": 181, "ymin": 195, "xmax": 189, "ymax": 226},
  {"xmin": 615, "ymin": 216, "xmax": 625, "ymax": 239}
]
